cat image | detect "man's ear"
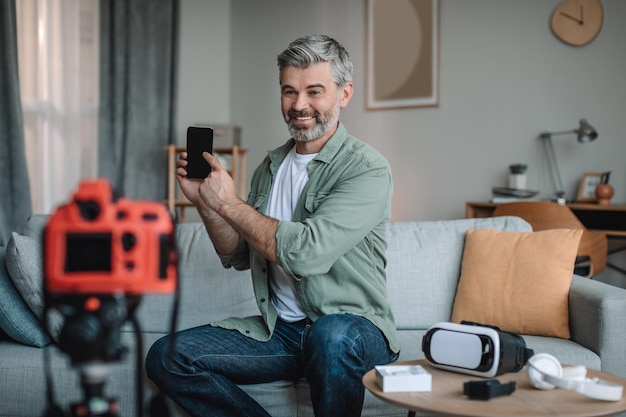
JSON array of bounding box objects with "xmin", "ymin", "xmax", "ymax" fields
[{"xmin": 340, "ymin": 82, "xmax": 354, "ymax": 108}]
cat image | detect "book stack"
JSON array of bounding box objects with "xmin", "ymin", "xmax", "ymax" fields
[{"xmin": 491, "ymin": 186, "xmax": 539, "ymax": 203}]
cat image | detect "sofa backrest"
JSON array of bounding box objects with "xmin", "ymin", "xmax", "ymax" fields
[
  {"xmin": 139, "ymin": 216, "xmax": 530, "ymax": 334},
  {"xmin": 20, "ymin": 214, "xmax": 532, "ymax": 336},
  {"xmin": 385, "ymin": 216, "xmax": 531, "ymax": 329}
]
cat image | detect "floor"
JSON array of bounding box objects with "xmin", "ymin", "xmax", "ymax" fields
[{"xmin": 595, "ymin": 269, "xmax": 626, "ymax": 289}]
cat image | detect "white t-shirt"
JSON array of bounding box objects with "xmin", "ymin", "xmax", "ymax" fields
[{"xmin": 265, "ymin": 147, "xmax": 317, "ymax": 322}]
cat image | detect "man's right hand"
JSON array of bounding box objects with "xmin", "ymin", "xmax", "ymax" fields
[
  {"xmin": 175, "ymin": 151, "xmax": 203, "ymax": 205},
  {"xmin": 176, "ymin": 151, "xmax": 242, "ymax": 255}
]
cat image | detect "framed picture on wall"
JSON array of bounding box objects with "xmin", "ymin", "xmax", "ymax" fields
[
  {"xmin": 366, "ymin": 0, "xmax": 439, "ymax": 109},
  {"xmin": 576, "ymin": 172, "xmax": 603, "ymax": 202}
]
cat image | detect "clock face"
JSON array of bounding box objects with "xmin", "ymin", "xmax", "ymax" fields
[{"xmin": 551, "ymin": 0, "xmax": 604, "ymax": 46}]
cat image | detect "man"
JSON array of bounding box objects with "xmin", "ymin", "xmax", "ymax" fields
[{"xmin": 146, "ymin": 34, "xmax": 398, "ymax": 417}]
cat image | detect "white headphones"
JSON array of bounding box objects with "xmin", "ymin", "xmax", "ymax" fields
[{"xmin": 527, "ymin": 353, "xmax": 623, "ymax": 401}]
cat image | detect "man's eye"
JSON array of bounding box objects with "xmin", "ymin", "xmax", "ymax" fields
[
  {"xmin": 283, "ymin": 90, "xmax": 296, "ymax": 96},
  {"xmin": 309, "ymin": 90, "xmax": 321, "ymax": 96}
]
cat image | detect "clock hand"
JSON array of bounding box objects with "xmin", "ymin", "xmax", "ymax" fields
[
  {"xmin": 560, "ymin": 11, "xmax": 583, "ymax": 24},
  {"xmin": 580, "ymin": 4, "xmax": 584, "ymax": 23}
]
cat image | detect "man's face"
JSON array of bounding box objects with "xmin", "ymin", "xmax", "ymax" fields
[{"xmin": 280, "ymin": 62, "xmax": 352, "ymax": 143}]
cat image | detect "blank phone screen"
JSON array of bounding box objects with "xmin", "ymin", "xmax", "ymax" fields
[{"xmin": 186, "ymin": 127, "xmax": 213, "ymax": 179}]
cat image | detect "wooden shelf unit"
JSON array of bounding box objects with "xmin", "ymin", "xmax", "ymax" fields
[{"xmin": 166, "ymin": 144, "xmax": 247, "ymax": 222}]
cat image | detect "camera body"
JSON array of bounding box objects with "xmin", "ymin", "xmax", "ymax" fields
[
  {"xmin": 43, "ymin": 179, "xmax": 177, "ymax": 296},
  {"xmin": 42, "ymin": 179, "xmax": 179, "ymax": 416}
]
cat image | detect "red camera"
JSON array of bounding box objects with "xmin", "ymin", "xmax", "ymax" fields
[{"xmin": 44, "ymin": 179, "xmax": 178, "ymax": 295}]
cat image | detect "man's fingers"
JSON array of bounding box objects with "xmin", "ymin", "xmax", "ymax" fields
[{"xmin": 202, "ymin": 152, "xmax": 223, "ymax": 170}]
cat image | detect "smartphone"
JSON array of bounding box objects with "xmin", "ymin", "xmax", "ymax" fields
[{"xmin": 186, "ymin": 126, "xmax": 213, "ymax": 179}]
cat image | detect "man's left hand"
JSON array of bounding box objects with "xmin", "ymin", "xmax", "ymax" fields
[{"xmin": 197, "ymin": 152, "xmax": 241, "ymax": 213}]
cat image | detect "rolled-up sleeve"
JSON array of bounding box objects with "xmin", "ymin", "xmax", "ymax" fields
[{"xmin": 218, "ymin": 236, "xmax": 251, "ymax": 270}]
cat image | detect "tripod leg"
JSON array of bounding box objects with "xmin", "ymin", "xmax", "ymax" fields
[{"xmin": 70, "ymin": 363, "xmax": 120, "ymax": 417}]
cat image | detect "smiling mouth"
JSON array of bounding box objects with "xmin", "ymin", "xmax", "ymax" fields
[{"xmin": 290, "ymin": 114, "xmax": 316, "ymax": 127}]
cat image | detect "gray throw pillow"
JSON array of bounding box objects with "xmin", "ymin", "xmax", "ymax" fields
[
  {"xmin": 0, "ymin": 246, "xmax": 52, "ymax": 347},
  {"xmin": 5, "ymin": 232, "xmax": 63, "ymax": 340}
]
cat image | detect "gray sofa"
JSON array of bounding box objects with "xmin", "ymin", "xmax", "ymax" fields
[{"xmin": 1, "ymin": 214, "xmax": 626, "ymax": 417}]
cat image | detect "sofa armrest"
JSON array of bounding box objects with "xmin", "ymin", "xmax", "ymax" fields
[{"xmin": 568, "ymin": 275, "xmax": 626, "ymax": 378}]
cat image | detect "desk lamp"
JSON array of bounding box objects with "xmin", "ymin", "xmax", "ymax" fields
[{"xmin": 539, "ymin": 118, "xmax": 598, "ymax": 203}]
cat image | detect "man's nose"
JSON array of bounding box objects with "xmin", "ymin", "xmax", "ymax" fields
[{"xmin": 292, "ymin": 93, "xmax": 309, "ymax": 111}]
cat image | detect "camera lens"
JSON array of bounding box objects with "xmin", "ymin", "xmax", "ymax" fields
[{"xmin": 77, "ymin": 200, "xmax": 101, "ymax": 221}]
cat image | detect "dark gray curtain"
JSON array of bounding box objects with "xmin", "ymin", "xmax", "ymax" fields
[
  {"xmin": 0, "ymin": 0, "xmax": 32, "ymax": 246},
  {"xmin": 98, "ymin": 0, "xmax": 178, "ymax": 201}
]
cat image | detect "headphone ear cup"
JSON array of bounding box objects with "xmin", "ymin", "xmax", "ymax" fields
[{"xmin": 527, "ymin": 353, "xmax": 563, "ymax": 390}]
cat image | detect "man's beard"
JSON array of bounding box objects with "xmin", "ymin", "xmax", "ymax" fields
[{"xmin": 284, "ymin": 98, "xmax": 341, "ymax": 143}]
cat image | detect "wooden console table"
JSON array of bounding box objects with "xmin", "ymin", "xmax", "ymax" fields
[{"xmin": 466, "ymin": 201, "xmax": 626, "ymax": 238}]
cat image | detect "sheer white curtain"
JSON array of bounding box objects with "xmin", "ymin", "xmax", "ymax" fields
[{"xmin": 16, "ymin": 0, "xmax": 99, "ymax": 214}]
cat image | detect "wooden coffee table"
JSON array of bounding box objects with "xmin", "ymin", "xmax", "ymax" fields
[{"xmin": 363, "ymin": 360, "xmax": 626, "ymax": 417}]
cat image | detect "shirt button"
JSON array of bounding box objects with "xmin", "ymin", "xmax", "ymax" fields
[
  {"xmin": 245, "ymin": 330, "xmax": 250, "ymax": 334},
  {"xmin": 260, "ymin": 298, "xmax": 266, "ymax": 303}
]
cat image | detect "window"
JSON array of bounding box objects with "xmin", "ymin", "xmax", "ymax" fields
[{"xmin": 16, "ymin": 0, "xmax": 99, "ymax": 213}]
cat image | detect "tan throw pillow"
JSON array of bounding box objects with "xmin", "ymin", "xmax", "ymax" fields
[{"xmin": 451, "ymin": 228, "xmax": 582, "ymax": 339}]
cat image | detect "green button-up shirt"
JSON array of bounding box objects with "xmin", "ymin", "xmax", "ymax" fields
[{"xmin": 214, "ymin": 123, "xmax": 399, "ymax": 353}]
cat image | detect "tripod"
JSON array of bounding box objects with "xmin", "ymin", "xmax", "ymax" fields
[
  {"xmin": 43, "ymin": 295, "xmax": 132, "ymax": 417},
  {"xmin": 43, "ymin": 294, "xmax": 178, "ymax": 417}
]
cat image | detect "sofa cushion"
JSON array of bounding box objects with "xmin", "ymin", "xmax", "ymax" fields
[
  {"xmin": 385, "ymin": 216, "xmax": 532, "ymax": 329},
  {"xmin": 451, "ymin": 228, "xmax": 582, "ymax": 339},
  {"xmin": 5, "ymin": 232, "xmax": 63, "ymax": 340},
  {"xmin": 0, "ymin": 245, "xmax": 52, "ymax": 347}
]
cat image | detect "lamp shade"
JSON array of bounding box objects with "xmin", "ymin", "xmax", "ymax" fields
[{"xmin": 576, "ymin": 118, "xmax": 598, "ymax": 143}]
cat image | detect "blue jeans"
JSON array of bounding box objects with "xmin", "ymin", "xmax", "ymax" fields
[{"xmin": 145, "ymin": 314, "xmax": 398, "ymax": 417}]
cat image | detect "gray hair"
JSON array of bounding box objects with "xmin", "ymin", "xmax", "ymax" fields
[{"xmin": 277, "ymin": 34, "xmax": 353, "ymax": 88}]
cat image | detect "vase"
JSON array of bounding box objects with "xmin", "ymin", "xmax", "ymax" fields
[
  {"xmin": 508, "ymin": 174, "xmax": 527, "ymax": 190},
  {"xmin": 595, "ymin": 184, "xmax": 614, "ymax": 206}
]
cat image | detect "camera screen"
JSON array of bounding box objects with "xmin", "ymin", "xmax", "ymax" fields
[{"xmin": 65, "ymin": 233, "xmax": 112, "ymax": 272}]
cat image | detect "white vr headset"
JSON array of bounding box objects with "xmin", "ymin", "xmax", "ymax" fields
[
  {"xmin": 527, "ymin": 353, "xmax": 623, "ymax": 402},
  {"xmin": 422, "ymin": 322, "xmax": 534, "ymax": 378}
]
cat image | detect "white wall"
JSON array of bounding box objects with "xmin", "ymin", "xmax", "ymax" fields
[
  {"xmin": 175, "ymin": 0, "xmax": 231, "ymax": 141},
  {"xmin": 177, "ymin": 0, "xmax": 626, "ymax": 221}
]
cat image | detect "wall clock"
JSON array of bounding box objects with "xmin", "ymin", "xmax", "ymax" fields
[{"xmin": 550, "ymin": 0, "xmax": 604, "ymax": 46}]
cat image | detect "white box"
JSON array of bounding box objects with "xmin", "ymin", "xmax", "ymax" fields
[{"xmin": 375, "ymin": 365, "xmax": 432, "ymax": 393}]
